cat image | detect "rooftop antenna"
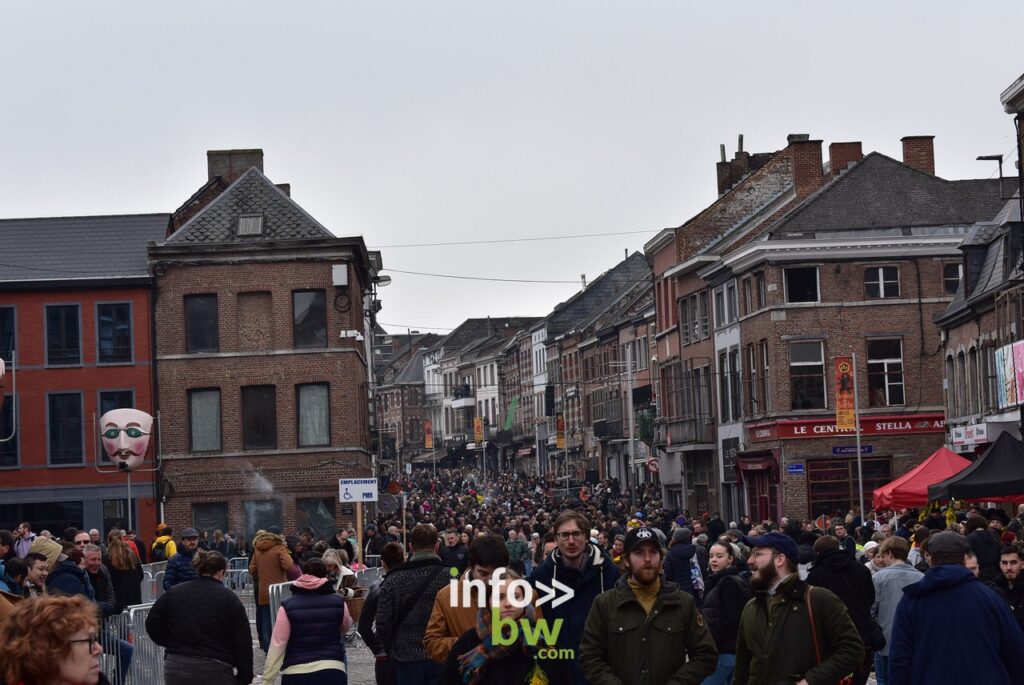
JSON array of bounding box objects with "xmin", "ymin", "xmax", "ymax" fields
[
  {"xmin": 977, "ymin": 154, "xmax": 1010, "ymax": 199},
  {"xmin": 738, "ymin": 133, "xmax": 744, "ymax": 153},
  {"xmin": 581, "ymin": 274, "xmax": 587, "ymax": 288}
]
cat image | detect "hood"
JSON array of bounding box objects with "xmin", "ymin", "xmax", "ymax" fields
[
  {"xmin": 30, "ymin": 536, "xmax": 63, "ymax": 570},
  {"xmin": 293, "ymin": 574, "xmax": 329, "ymax": 591},
  {"xmin": 552, "ymin": 541, "xmax": 608, "ymax": 570},
  {"xmin": 154, "ymin": 534, "xmax": 173, "ymax": 544},
  {"xmin": 254, "ymin": 531, "xmax": 286, "ymax": 551},
  {"xmin": 815, "ymin": 548, "xmax": 857, "ymax": 570},
  {"xmin": 668, "ymin": 542, "xmax": 696, "ymax": 558},
  {"xmin": 902, "ymin": 564, "xmax": 978, "ymax": 599}
]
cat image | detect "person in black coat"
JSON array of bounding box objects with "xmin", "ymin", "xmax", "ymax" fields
[
  {"xmin": 965, "ymin": 515, "xmax": 1002, "ymax": 582},
  {"xmin": 700, "ymin": 541, "xmax": 753, "ymax": 685},
  {"xmin": 146, "ymin": 550, "xmax": 254, "ymax": 685},
  {"xmin": 663, "ymin": 527, "xmax": 699, "ymax": 599},
  {"xmin": 806, "ymin": 536, "xmax": 876, "ymax": 685}
]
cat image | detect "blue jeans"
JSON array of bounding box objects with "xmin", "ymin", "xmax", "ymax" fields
[
  {"xmin": 256, "ymin": 604, "xmax": 271, "ymax": 652},
  {"xmin": 524, "ymin": 559, "xmax": 533, "ymax": 575},
  {"xmin": 874, "ymin": 652, "xmax": 889, "ymax": 685},
  {"xmin": 701, "ymin": 652, "xmax": 735, "ymax": 685},
  {"xmin": 395, "ymin": 659, "xmax": 441, "ymax": 685}
]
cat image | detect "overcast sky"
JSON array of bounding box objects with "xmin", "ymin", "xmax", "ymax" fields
[{"xmin": 2, "ymin": 2, "xmax": 1023, "ymax": 332}]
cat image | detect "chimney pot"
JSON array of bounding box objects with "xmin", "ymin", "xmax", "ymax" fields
[
  {"xmin": 207, "ymin": 149, "xmax": 264, "ymax": 184},
  {"xmin": 900, "ymin": 136, "xmax": 935, "ymax": 176}
]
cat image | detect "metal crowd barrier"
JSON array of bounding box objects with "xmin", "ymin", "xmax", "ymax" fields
[
  {"xmin": 141, "ymin": 561, "xmax": 166, "ymax": 576},
  {"xmin": 229, "ymin": 556, "xmax": 249, "ymax": 571},
  {"xmin": 268, "ymin": 581, "xmax": 294, "ymax": 630},
  {"xmin": 100, "ymin": 603, "xmax": 161, "ymax": 685}
]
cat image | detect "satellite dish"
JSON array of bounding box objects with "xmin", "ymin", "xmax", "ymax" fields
[
  {"xmin": 376, "ymin": 274, "xmax": 392, "ymax": 287},
  {"xmin": 378, "ymin": 493, "xmax": 399, "ymax": 515}
]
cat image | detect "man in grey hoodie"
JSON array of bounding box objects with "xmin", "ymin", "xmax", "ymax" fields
[{"xmin": 871, "ymin": 535, "xmax": 922, "ymax": 685}]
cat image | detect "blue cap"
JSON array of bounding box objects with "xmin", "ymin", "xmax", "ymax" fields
[
  {"xmin": 745, "ymin": 532, "xmax": 799, "ymax": 568},
  {"xmin": 634, "ymin": 511, "xmax": 645, "ymax": 520}
]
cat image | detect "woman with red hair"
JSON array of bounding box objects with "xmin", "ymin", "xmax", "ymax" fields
[{"xmin": 0, "ymin": 594, "xmax": 109, "ymax": 685}]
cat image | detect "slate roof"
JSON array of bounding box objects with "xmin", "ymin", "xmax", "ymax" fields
[
  {"xmin": 0, "ymin": 213, "xmax": 171, "ymax": 283},
  {"xmin": 768, "ymin": 153, "xmax": 1006, "ymax": 237},
  {"xmin": 542, "ymin": 252, "xmax": 651, "ymax": 338},
  {"xmin": 164, "ymin": 167, "xmax": 333, "ymax": 244},
  {"xmin": 394, "ymin": 349, "xmax": 428, "ymax": 384},
  {"xmin": 434, "ymin": 317, "xmax": 541, "ymax": 355}
]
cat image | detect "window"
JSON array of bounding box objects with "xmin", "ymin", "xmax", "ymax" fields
[
  {"xmin": 298, "ymin": 384, "xmax": 330, "ymax": 447},
  {"xmin": 242, "ymin": 386, "xmax": 277, "ymax": 450},
  {"xmin": 729, "ymin": 348, "xmax": 741, "ymax": 420},
  {"xmin": 46, "ymin": 304, "xmax": 81, "ymax": 365},
  {"xmin": 742, "ymin": 279, "xmax": 753, "ymax": 317},
  {"xmin": 0, "ymin": 307, "xmax": 14, "ymax": 363},
  {"xmin": 237, "ymin": 214, "xmax": 264, "ymax": 236},
  {"xmin": 296, "ymin": 498, "xmax": 337, "ymax": 541},
  {"xmin": 48, "ymin": 392, "xmax": 84, "ymax": 465},
  {"xmin": 103, "ymin": 499, "xmax": 136, "ymax": 534},
  {"xmin": 293, "ymin": 290, "xmax": 327, "ymax": 348},
  {"xmin": 784, "ymin": 268, "xmax": 819, "ymax": 303},
  {"xmin": 755, "ymin": 272, "xmax": 766, "ymax": 309},
  {"xmin": 0, "ymin": 394, "xmax": 17, "ymax": 468},
  {"xmin": 714, "ymin": 288, "xmax": 726, "ymax": 328},
  {"xmin": 807, "ymin": 458, "xmax": 891, "ymax": 519},
  {"xmin": 867, "ymin": 339, "xmax": 904, "ymax": 407},
  {"xmin": 864, "ymin": 266, "xmax": 900, "ymax": 299},
  {"xmin": 790, "ymin": 342, "xmax": 826, "ymax": 409},
  {"xmin": 968, "ymin": 348, "xmax": 980, "ymax": 416},
  {"xmin": 97, "ymin": 303, "xmax": 132, "ymax": 364},
  {"xmin": 760, "ymin": 340, "xmax": 771, "ymax": 412},
  {"xmin": 680, "ymin": 298, "xmax": 691, "ymax": 345},
  {"xmin": 745, "ymin": 345, "xmax": 758, "ymax": 415},
  {"xmin": 99, "ymin": 390, "xmax": 134, "ymax": 463},
  {"xmin": 984, "ymin": 346, "xmax": 997, "ymax": 412},
  {"xmin": 192, "ymin": 502, "xmax": 229, "ymax": 538},
  {"xmin": 189, "ymin": 389, "xmax": 221, "ymax": 452},
  {"xmin": 726, "ymin": 283, "xmax": 738, "ymax": 323},
  {"xmin": 718, "ymin": 351, "xmax": 729, "ymax": 420},
  {"xmin": 945, "ymin": 355, "xmax": 956, "ymax": 418},
  {"xmin": 943, "ymin": 263, "xmax": 963, "ymax": 295},
  {"xmin": 699, "ymin": 291, "xmax": 710, "ymax": 337},
  {"xmin": 184, "ymin": 295, "xmax": 219, "ymax": 353},
  {"xmin": 244, "ymin": 500, "xmax": 282, "ymax": 539}
]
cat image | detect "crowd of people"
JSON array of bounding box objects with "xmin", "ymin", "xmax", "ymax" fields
[{"xmin": 1, "ymin": 467, "xmax": 1023, "ymax": 685}]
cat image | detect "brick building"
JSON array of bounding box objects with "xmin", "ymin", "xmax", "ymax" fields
[
  {"xmin": 0, "ymin": 214, "xmax": 168, "ymax": 535},
  {"xmin": 376, "ymin": 333, "xmax": 439, "ymax": 473},
  {"xmin": 150, "ymin": 150, "xmax": 379, "ymax": 541}
]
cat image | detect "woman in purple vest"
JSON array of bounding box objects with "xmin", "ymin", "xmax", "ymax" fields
[{"xmin": 263, "ymin": 557, "xmax": 353, "ymax": 684}]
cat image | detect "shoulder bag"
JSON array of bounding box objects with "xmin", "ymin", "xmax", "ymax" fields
[{"xmin": 806, "ymin": 586, "xmax": 854, "ymax": 685}]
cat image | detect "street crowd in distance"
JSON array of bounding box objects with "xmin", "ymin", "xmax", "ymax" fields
[{"xmin": 0, "ymin": 465, "xmax": 1021, "ymax": 685}]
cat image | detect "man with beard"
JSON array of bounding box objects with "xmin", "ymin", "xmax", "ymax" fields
[
  {"xmin": 580, "ymin": 526, "xmax": 718, "ymax": 684},
  {"xmin": 438, "ymin": 529, "xmax": 468, "ymax": 574},
  {"xmin": 735, "ymin": 532, "xmax": 863, "ymax": 685}
]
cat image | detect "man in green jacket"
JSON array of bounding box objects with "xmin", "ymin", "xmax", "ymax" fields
[
  {"xmin": 580, "ymin": 526, "xmax": 718, "ymax": 684},
  {"xmin": 734, "ymin": 532, "xmax": 864, "ymax": 685}
]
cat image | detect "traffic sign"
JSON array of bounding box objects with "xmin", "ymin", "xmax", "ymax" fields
[
  {"xmin": 646, "ymin": 458, "xmax": 659, "ymax": 474},
  {"xmin": 339, "ymin": 478, "xmax": 378, "ymax": 503}
]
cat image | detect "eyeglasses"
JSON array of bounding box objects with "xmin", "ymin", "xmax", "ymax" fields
[
  {"xmin": 69, "ymin": 633, "xmax": 101, "ymax": 649},
  {"xmin": 102, "ymin": 427, "xmax": 149, "ymax": 439},
  {"xmin": 75, "ymin": 540, "xmax": 88, "ymax": 546},
  {"xmin": 557, "ymin": 531, "xmax": 585, "ymax": 541}
]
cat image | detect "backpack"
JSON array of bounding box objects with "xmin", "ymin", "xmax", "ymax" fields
[{"xmin": 151, "ymin": 540, "xmax": 168, "ymax": 562}]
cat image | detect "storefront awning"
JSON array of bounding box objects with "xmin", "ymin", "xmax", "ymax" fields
[{"xmin": 410, "ymin": 448, "xmax": 446, "ymax": 464}]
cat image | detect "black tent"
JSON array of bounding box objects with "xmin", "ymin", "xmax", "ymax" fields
[{"xmin": 928, "ymin": 431, "xmax": 1024, "ymax": 501}]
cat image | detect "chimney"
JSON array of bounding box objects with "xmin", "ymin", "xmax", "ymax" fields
[
  {"xmin": 275, "ymin": 183, "xmax": 291, "ymax": 197},
  {"xmin": 789, "ymin": 137, "xmax": 825, "ymax": 196},
  {"xmin": 901, "ymin": 136, "xmax": 935, "ymax": 175},
  {"xmin": 828, "ymin": 142, "xmax": 863, "ymax": 177},
  {"xmin": 207, "ymin": 149, "xmax": 264, "ymax": 184}
]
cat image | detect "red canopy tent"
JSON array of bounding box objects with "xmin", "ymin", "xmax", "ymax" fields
[{"xmin": 872, "ymin": 447, "xmax": 971, "ymax": 510}]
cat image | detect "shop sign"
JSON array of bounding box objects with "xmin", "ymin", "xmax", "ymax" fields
[
  {"xmin": 748, "ymin": 413, "xmax": 944, "ymax": 443},
  {"xmin": 951, "ymin": 423, "xmax": 988, "ymax": 446}
]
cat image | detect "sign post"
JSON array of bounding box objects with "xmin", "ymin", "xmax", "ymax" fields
[{"xmin": 340, "ymin": 478, "xmax": 379, "ymax": 569}]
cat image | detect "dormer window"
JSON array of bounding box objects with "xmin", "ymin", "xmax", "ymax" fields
[{"xmin": 237, "ymin": 214, "xmax": 264, "ymax": 236}]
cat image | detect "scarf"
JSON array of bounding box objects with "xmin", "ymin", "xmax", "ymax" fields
[
  {"xmin": 627, "ymin": 576, "xmax": 661, "ymax": 615},
  {"xmin": 457, "ymin": 604, "xmax": 549, "ymax": 685}
]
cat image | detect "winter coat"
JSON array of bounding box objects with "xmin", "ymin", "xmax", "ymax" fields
[
  {"xmin": 994, "ymin": 575, "xmax": 1024, "ymax": 635},
  {"xmin": 0, "ymin": 559, "xmax": 12, "ymax": 594},
  {"xmin": 442, "ymin": 625, "xmax": 573, "ymax": 685},
  {"xmin": 163, "ymin": 546, "xmax": 199, "ymax": 591},
  {"xmin": 357, "ymin": 577, "xmax": 387, "ymax": 657},
  {"xmin": 579, "ymin": 576, "xmax": 718, "ymax": 685},
  {"xmin": 505, "ymin": 538, "xmax": 530, "ymax": 564},
  {"xmin": 888, "ymin": 564, "xmax": 1024, "ymax": 685},
  {"xmin": 46, "ymin": 560, "xmax": 95, "ymax": 601},
  {"xmin": 439, "ymin": 542, "xmax": 469, "ymax": 572},
  {"xmin": 967, "ymin": 529, "xmax": 1003, "ymax": 582},
  {"xmin": 699, "ymin": 565, "xmax": 752, "ymax": 654},
  {"xmin": 87, "ymin": 565, "xmax": 118, "ymax": 617},
  {"xmin": 663, "ymin": 542, "xmax": 698, "ymax": 597},
  {"xmin": 529, "ymin": 543, "xmax": 620, "ymax": 685},
  {"xmin": 870, "ymin": 561, "xmax": 922, "ymax": 657},
  {"xmin": 108, "ymin": 561, "xmax": 144, "ymax": 610},
  {"xmin": 281, "ymin": 582, "xmax": 347, "ymax": 668},
  {"xmin": 734, "ymin": 574, "xmax": 864, "ymax": 685},
  {"xmin": 375, "ymin": 553, "xmax": 451, "ymax": 662},
  {"xmin": 150, "ymin": 534, "xmax": 177, "ymax": 561},
  {"xmin": 424, "ymin": 574, "xmax": 484, "ymax": 664},
  {"xmin": 806, "ymin": 548, "xmax": 876, "ymax": 647},
  {"xmin": 146, "ymin": 576, "xmax": 254, "ymax": 685},
  {"xmin": 365, "ymin": 531, "xmax": 388, "ymax": 559},
  {"xmin": 249, "ymin": 531, "xmax": 292, "ymax": 605},
  {"xmin": 13, "ymin": 532, "xmax": 35, "ymax": 559}
]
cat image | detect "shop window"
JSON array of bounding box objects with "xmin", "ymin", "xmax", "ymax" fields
[
  {"xmin": 784, "ymin": 267, "xmax": 819, "ymax": 303},
  {"xmin": 864, "ymin": 266, "xmax": 900, "ymax": 299},
  {"xmin": 807, "ymin": 457, "xmax": 891, "ymax": 519},
  {"xmin": 103, "ymin": 499, "xmax": 137, "ymax": 533},
  {"xmin": 867, "ymin": 339, "xmax": 905, "ymax": 407},
  {"xmin": 789, "ymin": 342, "xmax": 826, "ymax": 409}
]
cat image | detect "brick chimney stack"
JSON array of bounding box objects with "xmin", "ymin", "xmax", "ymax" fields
[
  {"xmin": 789, "ymin": 136, "xmax": 825, "ymax": 197},
  {"xmin": 901, "ymin": 136, "xmax": 935, "ymax": 175},
  {"xmin": 207, "ymin": 149, "xmax": 264, "ymax": 184},
  {"xmin": 828, "ymin": 142, "xmax": 863, "ymax": 177}
]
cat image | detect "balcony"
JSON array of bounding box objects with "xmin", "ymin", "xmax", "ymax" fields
[
  {"xmin": 592, "ymin": 418, "xmax": 624, "ymax": 440},
  {"xmin": 451, "ymin": 384, "xmax": 475, "ymax": 409},
  {"xmin": 656, "ymin": 416, "xmax": 715, "ymax": 446}
]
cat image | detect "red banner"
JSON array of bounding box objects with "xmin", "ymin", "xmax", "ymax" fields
[{"xmin": 835, "ymin": 356, "xmax": 855, "ymax": 430}]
